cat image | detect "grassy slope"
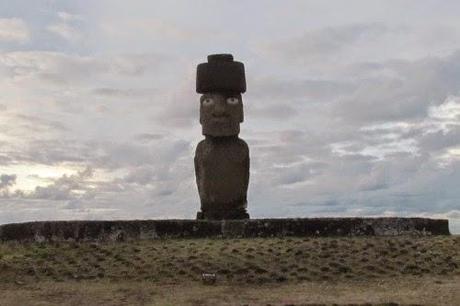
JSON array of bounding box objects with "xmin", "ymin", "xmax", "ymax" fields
[{"xmin": 0, "ymin": 236, "xmax": 459, "ymax": 305}]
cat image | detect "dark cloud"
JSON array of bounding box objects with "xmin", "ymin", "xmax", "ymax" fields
[
  {"xmin": 121, "ymin": 166, "xmax": 157, "ymax": 185},
  {"xmin": 27, "ymin": 167, "xmax": 94, "ymax": 201},
  {"xmin": 0, "ymin": 174, "xmax": 16, "ymax": 190},
  {"xmin": 334, "ymin": 51, "xmax": 460, "ymax": 123},
  {"xmin": 419, "ymin": 127, "xmax": 460, "ymax": 152}
]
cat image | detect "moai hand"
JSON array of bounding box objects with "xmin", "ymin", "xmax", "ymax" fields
[{"xmin": 195, "ymin": 54, "xmax": 250, "ymax": 220}]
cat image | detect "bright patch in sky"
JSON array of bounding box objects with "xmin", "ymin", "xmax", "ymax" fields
[{"xmin": 0, "ymin": 163, "xmax": 79, "ymax": 191}]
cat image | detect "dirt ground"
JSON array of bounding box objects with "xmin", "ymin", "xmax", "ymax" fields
[{"xmin": 0, "ymin": 275, "xmax": 459, "ymax": 306}]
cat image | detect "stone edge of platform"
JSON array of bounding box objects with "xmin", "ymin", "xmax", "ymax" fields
[{"xmin": 0, "ymin": 217, "xmax": 450, "ymax": 242}]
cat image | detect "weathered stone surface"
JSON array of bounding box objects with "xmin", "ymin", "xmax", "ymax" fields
[
  {"xmin": 195, "ymin": 54, "xmax": 250, "ymax": 219},
  {"xmin": 196, "ymin": 54, "xmax": 246, "ymax": 94},
  {"xmin": 0, "ymin": 218, "xmax": 449, "ymax": 242},
  {"xmin": 195, "ymin": 136, "xmax": 249, "ymax": 220},
  {"xmin": 199, "ymin": 93, "xmax": 243, "ymax": 137}
]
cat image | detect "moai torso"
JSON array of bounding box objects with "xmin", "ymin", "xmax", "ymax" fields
[
  {"xmin": 195, "ymin": 136, "xmax": 249, "ymax": 219},
  {"xmin": 195, "ymin": 54, "xmax": 250, "ymax": 220}
]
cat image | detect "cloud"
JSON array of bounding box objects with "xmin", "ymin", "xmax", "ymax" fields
[
  {"xmin": 0, "ymin": 174, "xmax": 16, "ymax": 190},
  {"xmin": 99, "ymin": 17, "xmax": 221, "ymax": 44},
  {"xmin": 0, "ymin": 140, "xmax": 89, "ymax": 166},
  {"xmin": 332, "ymin": 51, "xmax": 460, "ymax": 124},
  {"xmin": 357, "ymin": 170, "xmax": 388, "ymax": 192},
  {"xmin": 0, "ymin": 113, "xmax": 72, "ymax": 165},
  {"xmin": 47, "ymin": 23, "xmax": 82, "ymax": 43},
  {"xmin": 1, "ymin": 2, "xmax": 460, "ymax": 233},
  {"xmin": 0, "ymin": 51, "xmax": 170, "ymax": 84},
  {"xmin": 89, "ymin": 139, "xmax": 191, "ymax": 169},
  {"xmin": 91, "ymin": 87, "xmax": 156, "ymax": 98},
  {"xmin": 135, "ymin": 132, "xmax": 164, "ymax": 140},
  {"xmin": 0, "ymin": 174, "xmax": 17, "ymax": 198},
  {"xmin": 13, "ymin": 114, "xmax": 68, "ymax": 133},
  {"xmin": 258, "ymin": 23, "xmax": 389, "ymax": 64},
  {"xmin": 46, "ymin": 11, "xmax": 85, "ymax": 43},
  {"xmin": 154, "ymin": 75, "xmax": 198, "ymax": 128},
  {"xmin": 426, "ymin": 96, "xmax": 460, "ymax": 134},
  {"xmin": 0, "ymin": 18, "xmax": 30, "ymax": 43},
  {"xmin": 57, "ymin": 12, "xmax": 83, "ymax": 22},
  {"xmin": 331, "ymin": 95, "xmax": 460, "ymax": 162},
  {"xmin": 0, "ymin": 133, "xmax": 191, "ymax": 171},
  {"xmin": 244, "ymin": 87, "xmax": 460, "ymax": 222},
  {"xmin": 244, "ymin": 77, "xmax": 356, "ymax": 121},
  {"xmin": 248, "ymin": 103, "xmax": 298, "ymax": 120},
  {"xmin": 27, "ymin": 166, "xmax": 94, "ymax": 201},
  {"xmin": 249, "ymin": 77, "xmax": 356, "ymax": 102}
]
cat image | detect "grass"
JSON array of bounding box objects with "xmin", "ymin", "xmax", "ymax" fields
[{"xmin": 0, "ymin": 235, "xmax": 459, "ymax": 305}]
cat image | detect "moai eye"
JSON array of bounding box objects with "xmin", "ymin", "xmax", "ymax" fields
[
  {"xmin": 202, "ymin": 97, "xmax": 214, "ymax": 106},
  {"xmin": 226, "ymin": 97, "xmax": 239, "ymax": 105}
]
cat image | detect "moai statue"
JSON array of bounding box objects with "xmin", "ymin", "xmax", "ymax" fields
[{"xmin": 195, "ymin": 54, "xmax": 250, "ymax": 220}]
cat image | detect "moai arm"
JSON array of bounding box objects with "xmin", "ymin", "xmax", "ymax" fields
[
  {"xmin": 242, "ymin": 139, "xmax": 250, "ymax": 204},
  {"xmin": 194, "ymin": 140, "xmax": 204, "ymax": 202}
]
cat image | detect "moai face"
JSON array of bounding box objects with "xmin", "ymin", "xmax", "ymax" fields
[
  {"xmin": 196, "ymin": 54, "xmax": 246, "ymax": 137},
  {"xmin": 200, "ymin": 92, "xmax": 243, "ymax": 137}
]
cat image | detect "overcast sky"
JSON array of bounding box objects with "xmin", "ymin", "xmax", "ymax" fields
[{"xmin": 0, "ymin": 0, "xmax": 459, "ymax": 233}]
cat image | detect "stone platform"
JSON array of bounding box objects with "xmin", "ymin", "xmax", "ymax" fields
[{"xmin": 0, "ymin": 217, "xmax": 449, "ymax": 242}]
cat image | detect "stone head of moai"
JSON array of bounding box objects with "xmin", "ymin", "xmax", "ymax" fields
[
  {"xmin": 195, "ymin": 54, "xmax": 250, "ymax": 220},
  {"xmin": 196, "ymin": 54, "xmax": 246, "ymax": 137}
]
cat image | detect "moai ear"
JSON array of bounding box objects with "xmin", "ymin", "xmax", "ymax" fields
[
  {"xmin": 199, "ymin": 96, "xmax": 203, "ymax": 124},
  {"xmin": 239, "ymin": 103, "xmax": 244, "ymax": 123}
]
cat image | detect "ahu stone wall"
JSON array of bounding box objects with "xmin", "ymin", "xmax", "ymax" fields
[{"xmin": 0, "ymin": 217, "xmax": 450, "ymax": 242}]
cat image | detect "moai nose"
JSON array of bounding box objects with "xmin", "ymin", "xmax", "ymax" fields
[{"xmin": 213, "ymin": 98, "xmax": 227, "ymax": 116}]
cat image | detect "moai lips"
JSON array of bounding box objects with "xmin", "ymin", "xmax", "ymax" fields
[{"xmin": 195, "ymin": 54, "xmax": 250, "ymax": 220}]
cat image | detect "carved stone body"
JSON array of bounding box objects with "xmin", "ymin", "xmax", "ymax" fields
[
  {"xmin": 195, "ymin": 136, "xmax": 249, "ymax": 219},
  {"xmin": 195, "ymin": 54, "xmax": 250, "ymax": 220}
]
